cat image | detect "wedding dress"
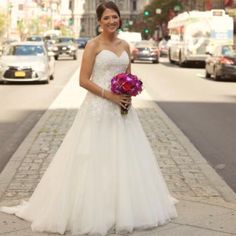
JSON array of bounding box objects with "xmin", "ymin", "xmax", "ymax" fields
[{"xmin": 0, "ymin": 49, "xmax": 177, "ymax": 235}]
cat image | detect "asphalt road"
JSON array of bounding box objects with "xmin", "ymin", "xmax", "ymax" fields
[
  {"xmin": 0, "ymin": 51, "xmax": 82, "ymax": 172},
  {"xmin": 133, "ymin": 57, "xmax": 236, "ymax": 192}
]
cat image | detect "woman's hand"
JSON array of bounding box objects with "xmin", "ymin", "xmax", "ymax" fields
[{"xmin": 106, "ymin": 92, "xmax": 131, "ymax": 109}]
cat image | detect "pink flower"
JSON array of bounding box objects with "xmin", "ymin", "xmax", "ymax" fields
[{"xmin": 111, "ymin": 73, "xmax": 142, "ymax": 96}]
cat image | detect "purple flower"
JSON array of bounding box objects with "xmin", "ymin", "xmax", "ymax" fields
[{"xmin": 111, "ymin": 73, "xmax": 143, "ymax": 96}]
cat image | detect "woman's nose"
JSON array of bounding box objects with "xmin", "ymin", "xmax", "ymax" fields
[{"xmin": 109, "ymin": 17, "xmax": 115, "ymax": 23}]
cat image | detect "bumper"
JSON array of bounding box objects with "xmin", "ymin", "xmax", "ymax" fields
[
  {"xmin": 219, "ymin": 65, "xmax": 236, "ymax": 79},
  {"xmin": 132, "ymin": 55, "xmax": 158, "ymax": 62},
  {"xmin": 54, "ymin": 49, "xmax": 76, "ymax": 56},
  {"xmin": 0, "ymin": 71, "xmax": 49, "ymax": 82},
  {"xmin": 186, "ymin": 55, "xmax": 207, "ymax": 62}
]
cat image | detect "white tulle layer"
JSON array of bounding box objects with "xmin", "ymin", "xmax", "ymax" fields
[{"xmin": 1, "ymin": 97, "xmax": 177, "ymax": 236}]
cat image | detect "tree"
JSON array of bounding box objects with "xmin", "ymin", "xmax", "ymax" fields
[
  {"xmin": 130, "ymin": 0, "xmax": 183, "ymax": 39},
  {"xmin": 0, "ymin": 12, "xmax": 7, "ymax": 38}
]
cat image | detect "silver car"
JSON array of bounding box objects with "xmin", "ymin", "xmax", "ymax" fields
[{"xmin": 0, "ymin": 41, "xmax": 55, "ymax": 84}]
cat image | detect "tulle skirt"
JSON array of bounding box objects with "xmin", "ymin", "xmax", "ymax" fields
[{"xmin": 1, "ymin": 93, "xmax": 177, "ymax": 235}]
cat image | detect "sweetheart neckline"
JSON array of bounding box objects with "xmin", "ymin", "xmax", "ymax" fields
[{"xmin": 96, "ymin": 49, "xmax": 128, "ymax": 58}]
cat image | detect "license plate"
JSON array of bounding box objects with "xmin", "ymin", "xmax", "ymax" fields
[
  {"xmin": 142, "ymin": 50, "xmax": 149, "ymax": 54},
  {"xmin": 15, "ymin": 71, "xmax": 26, "ymax": 77}
]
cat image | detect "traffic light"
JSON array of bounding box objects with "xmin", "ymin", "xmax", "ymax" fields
[
  {"xmin": 144, "ymin": 10, "xmax": 150, "ymax": 16},
  {"xmin": 144, "ymin": 28, "xmax": 150, "ymax": 34},
  {"xmin": 68, "ymin": 18, "xmax": 74, "ymax": 26}
]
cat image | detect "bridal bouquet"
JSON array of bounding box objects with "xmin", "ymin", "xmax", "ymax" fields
[{"xmin": 111, "ymin": 73, "xmax": 143, "ymax": 115}]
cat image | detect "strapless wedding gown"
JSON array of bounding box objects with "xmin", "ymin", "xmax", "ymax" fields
[{"xmin": 0, "ymin": 50, "xmax": 177, "ymax": 235}]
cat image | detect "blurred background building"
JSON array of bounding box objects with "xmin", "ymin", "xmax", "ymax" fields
[
  {"xmin": 1, "ymin": 0, "xmax": 236, "ymax": 40},
  {"xmin": 79, "ymin": 0, "xmax": 152, "ymax": 37}
]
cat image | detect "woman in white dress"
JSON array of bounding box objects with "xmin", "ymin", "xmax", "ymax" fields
[{"xmin": 0, "ymin": 1, "xmax": 177, "ymax": 235}]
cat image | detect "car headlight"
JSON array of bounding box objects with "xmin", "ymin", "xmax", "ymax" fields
[
  {"xmin": 0, "ymin": 63, "xmax": 9, "ymax": 70},
  {"xmin": 69, "ymin": 45, "xmax": 76, "ymax": 50},
  {"xmin": 53, "ymin": 46, "xmax": 58, "ymax": 51}
]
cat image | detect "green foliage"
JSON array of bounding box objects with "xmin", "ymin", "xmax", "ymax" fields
[
  {"xmin": 60, "ymin": 25, "xmax": 73, "ymax": 36},
  {"xmin": 130, "ymin": 0, "xmax": 183, "ymax": 38},
  {"xmin": 0, "ymin": 12, "xmax": 7, "ymax": 37}
]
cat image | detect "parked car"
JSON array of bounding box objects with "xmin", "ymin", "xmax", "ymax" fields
[
  {"xmin": 52, "ymin": 37, "xmax": 78, "ymax": 60},
  {"xmin": 0, "ymin": 41, "xmax": 55, "ymax": 84},
  {"xmin": 131, "ymin": 40, "xmax": 159, "ymax": 63},
  {"xmin": 76, "ymin": 37, "xmax": 90, "ymax": 48},
  {"xmin": 118, "ymin": 31, "xmax": 142, "ymax": 53},
  {"xmin": 158, "ymin": 38, "xmax": 169, "ymax": 57},
  {"xmin": 205, "ymin": 44, "xmax": 236, "ymax": 81}
]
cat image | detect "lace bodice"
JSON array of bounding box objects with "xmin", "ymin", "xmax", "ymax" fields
[
  {"xmin": 79, "ymin": 49, "xmax": 130, "ymax": 119},
  {"xmin": 91, "ymin": 50, "xmax": 129, "ymax": 89}
]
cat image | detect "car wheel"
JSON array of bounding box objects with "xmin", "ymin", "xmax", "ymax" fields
[
  {"xmin": 131, "ymin": 59, "xmax": 134, "ymax": 63},
  {"xmin": 179, "ymin": 52, "xmax": 186, "ymax": 67},
  {"xmin": 54, "ymin": 55, "xmax": 59, "ymax": 60},
  {"xmin": 153, "ymin": 59, "xmax": 159, "ymax": 64},
  {"xmin": 213, "ymin": 68, "xmax": 221, "ymax": 81},
  {"xmin": 168, "ymin": 49, "xmax": 174, "ymax": 64},
  {"xmin": 205, "ymin": 70, "xmax": 211, "ymax": 78},
  {"xmin": 73, "ymin": 55, "xmax": 77, "ymax": 60},
  {"xmin": 50, "ymin": 74, "xmax": 54, "ymax": 80}
]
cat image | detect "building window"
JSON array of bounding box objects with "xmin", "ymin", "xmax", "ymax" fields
[
  {"xmin": 132, "ymin": 0, "xmax": 137, "ymax": 11},
  {"xmin": 69, "ymin": 0, "xmax": 73, "ymax": 10}
]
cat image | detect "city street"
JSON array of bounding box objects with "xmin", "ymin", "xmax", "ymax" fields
[
  {"xmin": 0, "ymin": 52, "xmax": 236, "ymax": 236},
  {"xmin": 133, "ymin": 58, "xmax": 236, "ymax": 192},
  {"xmin": 1, "ymin": 0, "xmax": 236, "ymax": 235},
  {"xmin": 1, "ymin": 50, "xmax": 236, "ymax": 195},
  {"xmin": 0, "ymin": 51, "xmax": 82, "ymax": 172}
]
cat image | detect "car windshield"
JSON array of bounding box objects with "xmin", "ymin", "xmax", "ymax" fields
[
  {"xmin": 58, "ymin": 38, "xmax": 74, "ymax": 43},
  {"xmin": 6, "ymin": 45, "xmax": 45, "ymax": 56}
]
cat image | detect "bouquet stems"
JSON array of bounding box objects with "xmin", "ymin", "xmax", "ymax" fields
[{"xmin": 120, "ymin": 104, "xmax": 129, "ymax": 115}]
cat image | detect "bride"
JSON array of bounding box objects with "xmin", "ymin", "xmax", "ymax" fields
[{"xmin": 0, "ymin": 1, "xmax": 177, "ymax": 235}]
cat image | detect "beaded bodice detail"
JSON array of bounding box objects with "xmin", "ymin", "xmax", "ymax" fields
[
  {"xmin": 79, "ymin": 49, "xmax": 130, "ymax": 118},
  {"xmin": 91, "ymin": 50, "xmax": 129, "ymax": 89}
]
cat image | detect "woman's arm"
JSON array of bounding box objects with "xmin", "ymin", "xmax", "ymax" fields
[
  {"xmin": 124, "ymin": 41, "xmax": 131, "ymax": 73},
  {"xmin": 79, "ymin": 40, "xmax": 104, "ymax": 97},
  {"xmin": 79, "ymin": 40, "xmax": 131, "ymax": 109}
]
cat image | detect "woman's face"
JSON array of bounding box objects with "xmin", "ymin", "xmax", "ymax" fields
[{"xmin": 99, "ymin": 8, "xmax": 120, "ymax": 33}]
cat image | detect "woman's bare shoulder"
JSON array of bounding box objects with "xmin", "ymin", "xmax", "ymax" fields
[
  {"xmin": 84, "ymin": 37, "xmax": 99, "ymax": 52},
  {"xmin": 119, "ymin": 39, "xmax": 130, "ymax": 54}
]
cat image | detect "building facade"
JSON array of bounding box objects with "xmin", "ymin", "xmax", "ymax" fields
[
  {"xmin": 181, "ymin": 0, "xmax": 235, "ymax": 11},
  {"xmin": 79, "ymin": 0, "xmax": 151, "ymax": 37}
]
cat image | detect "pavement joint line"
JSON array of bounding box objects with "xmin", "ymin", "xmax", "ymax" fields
[
  {"xmin": 176, "ymin": 198, "xmax": 236, "ymax": 210},
  {"xmin": 0, "ymin": 227, "xmax": 30, "ymax": 235},
  {"xmin": 172, "ymin": 222, "xmax": 236, "ymax": 235}
]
